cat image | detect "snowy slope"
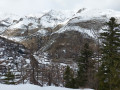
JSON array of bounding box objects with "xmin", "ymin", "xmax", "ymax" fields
[
  {"xmin": 55, "ymin": 9, "xmax": 120, "ymax": 38},
  {"xmin": 0, "ymin": 27, "xmax": 7, "ymax": 34},
  {"xmin": 0, "ymin": 10, "xmax": 76, "ymax": 42},
  {"xmin": 9, "ymin": 17, "xmax": 39, "ymax": 30},
  {"xmin": 0, "ymin": 12, "xmax": 21, "ymax": 26},
  {"xmin": 0, "ymin": 13, "xmax": 21, "ymax": 33},
  {"xmin": 40, "ymin": 10, "xmax": 75, "ymax": 28},
  {"xmin": 6, "ymin": 10, "xmax": 75, "ymax": 31},
  {"xmin": 71, "ymin": 8, "xmax": 120, "ymax": 22},
  {"xmin": 55, "ymin": 26, "xmax": 94, "ymax": 38},
  {"xmin": 0, "ymin": 84, "xmax": 93, "ymax": 90}
]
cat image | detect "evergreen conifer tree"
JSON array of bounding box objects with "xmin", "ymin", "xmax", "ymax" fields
[
  {"xmin": 64, "ymin": 66, "xmax": 77, "ymax": 88},
  {"xmin": 3, "ymin": 69, "xmax": 15, "ymax": 84},
  {"xmin": 97, "ymin": 17, "xmax": 120, "ymax": 90},
  {"xmin": 76, "ymin": 43, "xmax": 93, "ymax": 87}
]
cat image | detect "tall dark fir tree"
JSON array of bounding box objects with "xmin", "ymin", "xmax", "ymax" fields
[
  {"xmin": 76, "ymin": 43, "xmax": 93, "ymax": 88},
  {"xmin": 97, "ymin": 17, "xmax": 120, "ymax": 90},
  {"xmin": 63, "ymin": 66, "xmax": 77, "ymax": 88}
]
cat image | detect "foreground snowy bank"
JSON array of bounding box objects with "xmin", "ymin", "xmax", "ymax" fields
[{"xmin": 0, "ymin": 84, "xmax": 93, "ymax": 90}]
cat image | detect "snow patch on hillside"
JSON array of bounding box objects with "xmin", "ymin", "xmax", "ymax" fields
[
  {"xmin": 72, "ymin": 9, "xmax": 120, "ymax": 22},
  {"xmin": 40, "ymin": 10, "xmax": 76, "ymax": 28},
  {"xmin": 54, "ymin": 9, "xmax": 120, "ymax": 38},
  {"xmin": 37, "ymin": 29, "xmax": 48, "ymax": 36},
  {"xmin": 0, "ymin": 27, "xmax": 7, "ymax": 34},
  {"xmin": 0, "ymin": 12, "xmax": 21, "ymax": 24},
  {"xmin": 55, "ymin": 26, "xmax": 94, "ymax": 38},
  {"xmin": 9, "ymin": 17, "xmax": 38, "ymax": 30}
]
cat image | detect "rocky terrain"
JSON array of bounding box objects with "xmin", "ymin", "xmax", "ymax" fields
[{"xmin": 0, "ymin": 36, "xmax": 37, "ymax": 84}]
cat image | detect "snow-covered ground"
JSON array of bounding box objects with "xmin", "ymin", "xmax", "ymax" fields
[
  {"xmin": 72, "ymin": 8, "xmax": 120, "ymax": 22},
  {"xmin": 55, "ymin": 26, "xmax": 94, "ymax": 38},
  {"xmin": 0, "ymin": 84, "xmax": 93, "ymax": 90},
  {"xmin": 39, "ymin": 10, "xmax": 75, "ymax": 28}
]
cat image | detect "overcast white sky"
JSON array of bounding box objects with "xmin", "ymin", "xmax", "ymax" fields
[{"xmin": 0, "ymin": 0, "xmax": 120, "ymax": 15}]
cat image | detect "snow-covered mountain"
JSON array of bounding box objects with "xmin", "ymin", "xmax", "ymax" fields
[
  {"xmin": 55, "ymin": 9, "xmax": 120, "ymax": 37},
  {"xmin": 1, "ymin": 8, "xmax": 120, "ymax": 40},
  {"xmin": 1, "ymin": 8, "xmax": 120, "ymax": 63},
  {"xmin": 0, "ymin": 8, "xmax": 120, "ymax": 86}
]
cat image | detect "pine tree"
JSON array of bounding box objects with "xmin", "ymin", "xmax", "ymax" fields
[
  {"xmin": 3, "ymin": 70, "xmax": 15, "ymax": 84},
  {"xmin": 76, "ymin": 43, "xmax": 93, "ymax": 87},
  {"xmin": 97, "ymin": 17, "xmax": 120, "ymax": 90},
  {"xmin": 64, "ymin": 66, "xmax": 77, "ymax": 88}
]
